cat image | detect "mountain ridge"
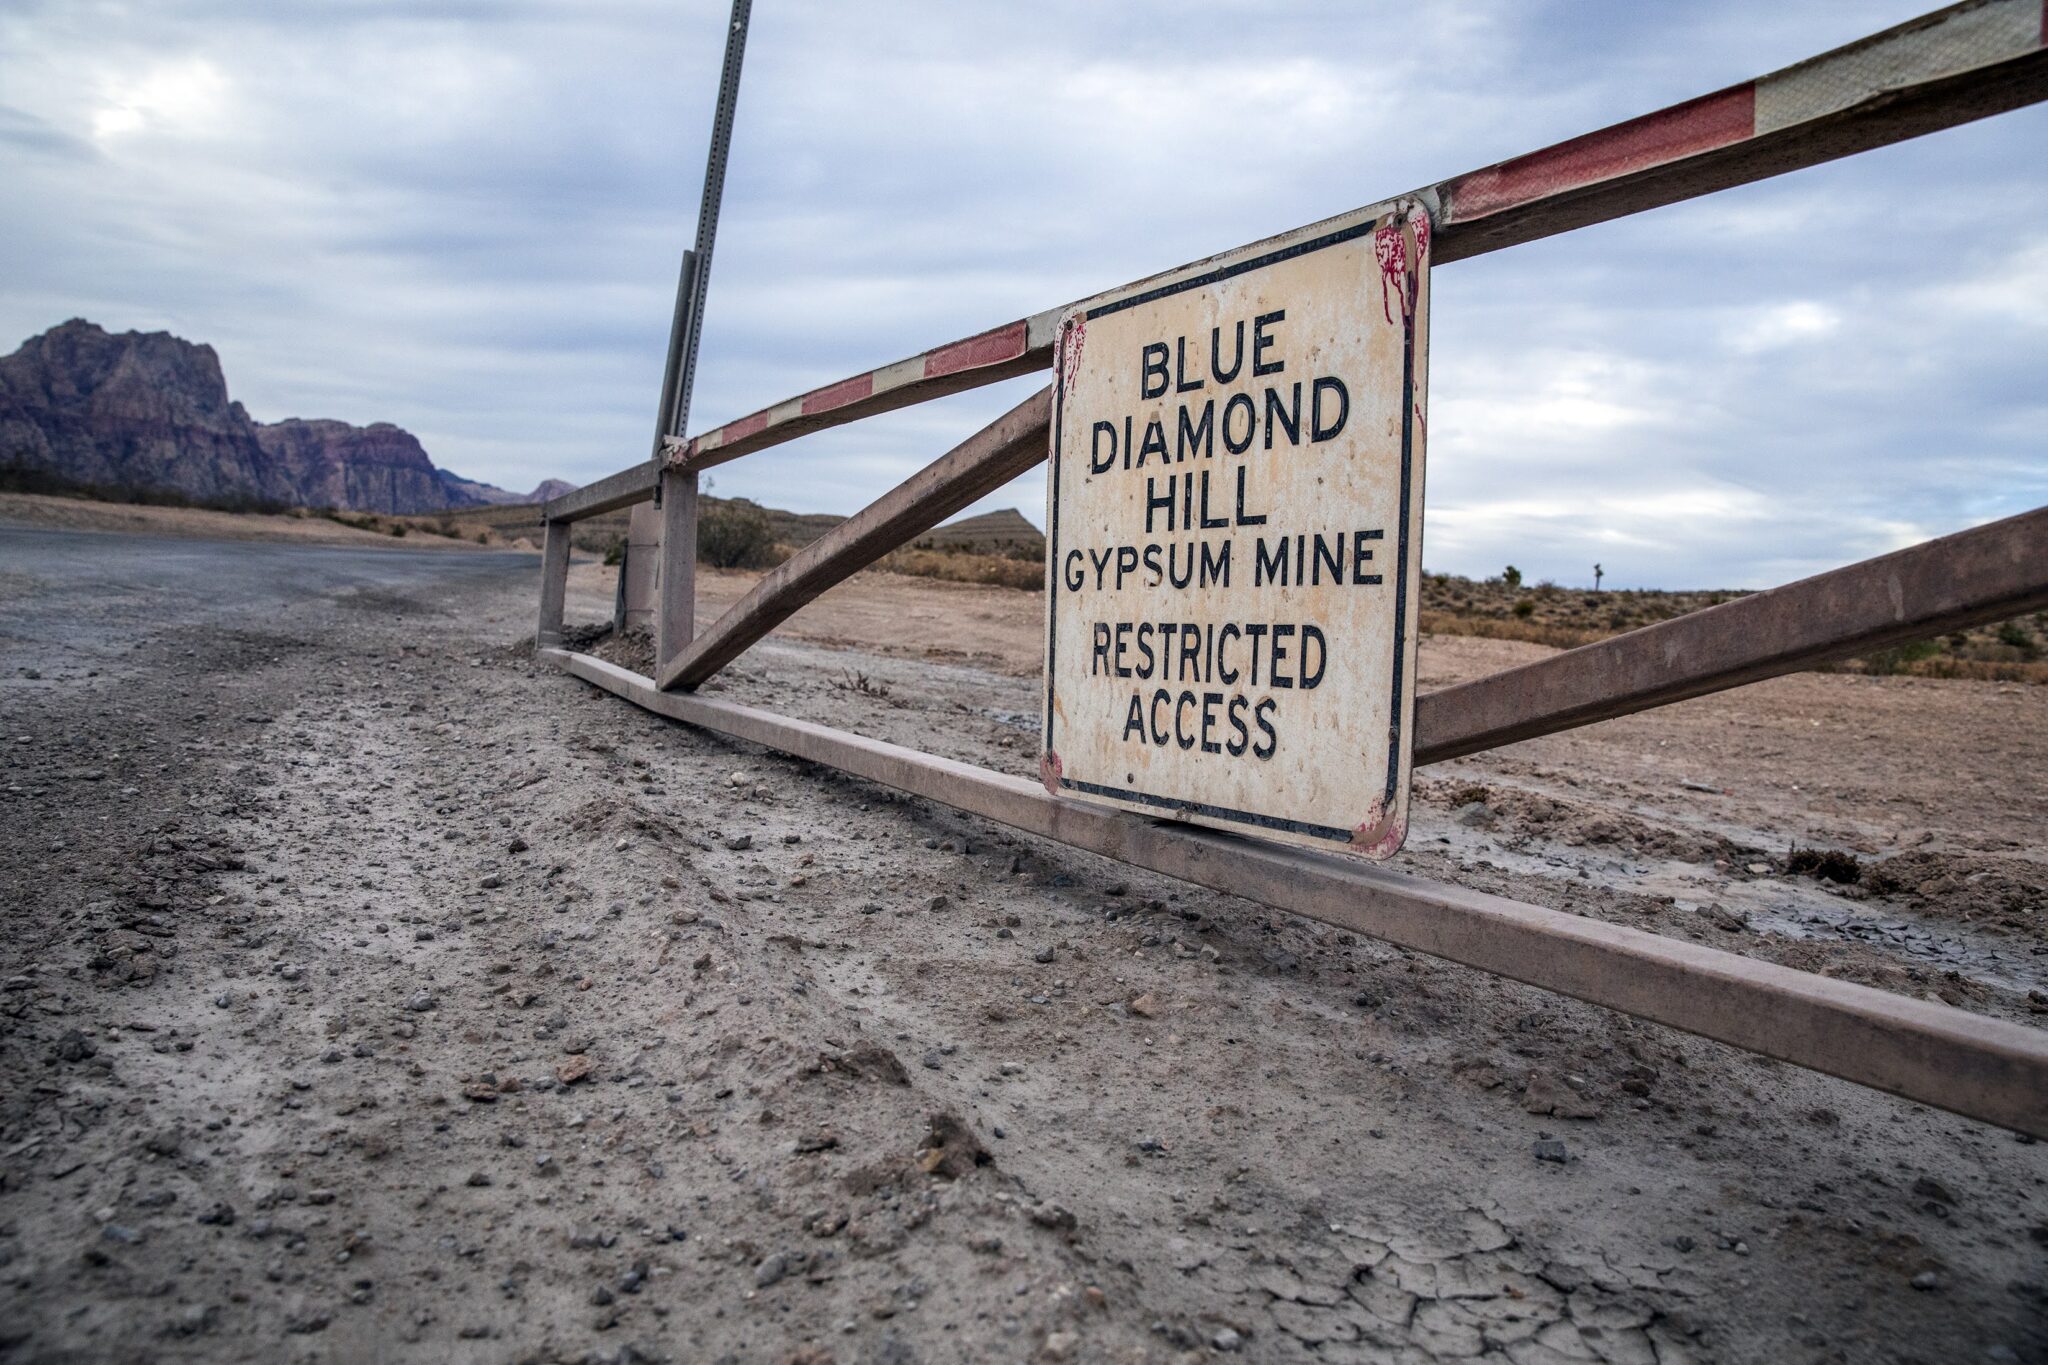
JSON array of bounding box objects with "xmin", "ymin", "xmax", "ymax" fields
[{"xmin": 0, "ymin": 319, "xmax": 566, "ymax": 514}]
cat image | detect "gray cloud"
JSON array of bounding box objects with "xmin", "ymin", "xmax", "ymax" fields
[{"xmin": 1, "ymin": 0, "xmax": 2040, "ymax": 586}]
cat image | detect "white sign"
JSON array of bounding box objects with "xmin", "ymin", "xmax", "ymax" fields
[{"xmin": 1040, "ymin": 201, "xmax": 1430, "ymax": 859}]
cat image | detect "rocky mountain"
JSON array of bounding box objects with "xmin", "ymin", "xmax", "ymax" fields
[
  {"xmin": 0, "ymin": 319, "xmax": 566, "ymax": 515},
  {"xmin": 252, "ymin": 417, "xmax": 456, "ymax": 515}
]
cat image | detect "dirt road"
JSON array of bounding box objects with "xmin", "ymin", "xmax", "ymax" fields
[{"xmin": 2, "ymin": 525, "xmax": 2043, "ymax": 1364}]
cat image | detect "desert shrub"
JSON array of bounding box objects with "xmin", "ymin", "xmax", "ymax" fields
[
  {"xmin": 1996, "ymin": 621, "xmax": 2038, "ymax": 657},
  {"xmin": 0, "ymin": 462, "xmax": 291, "ymax": 514},
  {"xmin": 879, "ymin": 547, "xmax": 1042, "ymax": 590},
  {"xmin": 1502, "ymin": 565, "xmax": 1522, "ymax": 589},
  {"xmin": 475, "ymin": 531, "xmax": 491, "ymax": 545},
  {"xmin": 698, "ymin": 501, "xmax": 779, "ymax": 569},
  {"xmin": 1417, "ymin": 612, "xmax": 1603, "ymax": 651},
  {"xmin": 389, "ymin": 524, "xmax": 406, "ymax": 537},
  {"xmin": 1512, "ymin": 598, "xmax": 1536, "ymax": 619},
  {"xmin": 1854, "ymin": 639, "xmax": 1940, "ymax": 675},
  {"xmin": 602, "ymin": 536, "xmax": 625, "ymax": 567}
]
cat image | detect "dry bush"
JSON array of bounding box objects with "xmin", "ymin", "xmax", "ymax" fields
[
  {"xmin": 878, "ymin": 547, "xmax": 1043, "ymax": 591},
  {"xmin": 698, "ymin": 501, "xmax": 781, "ymax": 569},
  {"xmin": 1418, "ymin": 612, "xmax": 1604, "ymax": 650},
  {"xmin": 1830, "ymin": 656, "xmax": 2048, "ymax": 684}
]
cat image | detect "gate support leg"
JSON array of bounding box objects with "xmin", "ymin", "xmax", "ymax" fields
[
  {"xmin": 656, "ymin": 468, "xmax": 698, "ymax": 681},
  {"xmin": 537, "ymin": 518, "xmax": 570, "ymax": 649}
]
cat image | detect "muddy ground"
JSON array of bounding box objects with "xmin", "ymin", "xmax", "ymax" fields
[{"xmin": 1, "ymin": 523, "xmax": 2044, "ymax": 1365}]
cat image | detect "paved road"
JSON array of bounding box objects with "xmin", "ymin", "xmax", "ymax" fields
[{"xmin": 0, "ymin": 526, "xmax": 538, "ymax": 676}]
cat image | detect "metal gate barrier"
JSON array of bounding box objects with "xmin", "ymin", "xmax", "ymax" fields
[{"xmin": 533, "ymin": 1, "xmax": 2048, "ymax": 1137}]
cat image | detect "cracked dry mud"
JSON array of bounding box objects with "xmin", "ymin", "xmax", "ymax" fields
[{"xmin": 1, "ymin": 527, "xmax": 2044, "ymax": 1365}]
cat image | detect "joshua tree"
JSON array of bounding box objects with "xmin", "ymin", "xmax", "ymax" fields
[{"xmin": 1593, "ymin": 563, "xmax": 1604, "ymax": 592}]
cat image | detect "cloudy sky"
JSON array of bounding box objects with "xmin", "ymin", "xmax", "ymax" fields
[{"xmin": 2, "ymin": 0, "xmax": 2041, "ymax": 588}]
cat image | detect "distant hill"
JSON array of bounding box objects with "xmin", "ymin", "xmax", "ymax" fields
[
  {"xmin": 0, "ymin": 319, "xmax": 562, "ymax": 515},
  {"xmin": 436, "ymin": 470, "xmax": 575, "ymax": 507},
  {"xmin": 914, "ymin": 507, "xmax": 1044, "ymax": 554}
]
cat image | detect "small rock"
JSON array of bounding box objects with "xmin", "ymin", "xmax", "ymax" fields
[
  {"xmin": 404, "ymin": 991, "xmax": 436, "ymax": 1013},
  {"xmin": 1533, "ymin": 1138, "xmax": 1571, "ymax": 1164},
  {"xmin": 1910, "ymin": 1270, "xmax": 1941, "ymax": 1291},
  {"xmin": 1522, "ymin": 1071, "xmax": 1603, "ymax": 1120},
  {"xmin": 724, "ymin": 834, "xmax": 753, "ymax": 852},
  {"xmin": 1212, "ymin": 1327, "xmax": 1243, "ymax": 1352},
  {"xmin": 1029, "ymin": 1203, "xmax": 1077, "ymax": 1233},
  {"xmin": 1128, "ymin": 993, "xmax": 1159, "ymax": 1019},
  {"xmin": 1033, "ymin": 947, "xmax": 1055, "ymax": 964},
  {"xmin": 1702, "ymin": 903, "xmax": 1749, "ymax": 933},
  {"xmin": 755, "ymin": 1251, "xmax": 793, "ymax": 1288}
]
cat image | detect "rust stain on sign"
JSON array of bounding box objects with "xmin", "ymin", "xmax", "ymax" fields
[{"xmin": 1041, "ymin": 201, "xmax": 1430, "ymax": 859}]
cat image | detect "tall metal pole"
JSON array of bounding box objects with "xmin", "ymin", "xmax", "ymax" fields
[
  {"xmin": 653, "ymin": 0, "xmax": 751, "ymax": 457},
  {"xmin": 650, "ymin": 0, "xmax": 748, "ymax": 675}
]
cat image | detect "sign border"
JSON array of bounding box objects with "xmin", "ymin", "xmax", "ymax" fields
[{"xmin": 1042, "ymin": 206, "xmax": 1426, "ymax": 850}]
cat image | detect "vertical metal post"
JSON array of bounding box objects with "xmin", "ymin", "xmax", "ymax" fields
[
  {"xmin": 670, "ymin": 0, "xmax": 750, "ymax": 443},
  {"xmin": 651, "ymin": 251, "xmax": 700, "ymax": 458},
  {"xmin": 652, "ymin": 0, "xmax": 751, "ymax": 453},
  {"xmin": 649, "ymin": 0, "xmax": 747, "ymax": 679},
  {"xmin": 537, "ymin": 519, "xmax": 571, "ymax": 649},
  {"xmin": 657, "ymin": 469, "xmax": 698, "ymax": 671}
]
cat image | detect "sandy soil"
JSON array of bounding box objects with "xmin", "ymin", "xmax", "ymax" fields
[
  {"xmin": 1, "ymin": 533, "xmax": 2043, "ymax": 1364},
  {"xmin": 0, "ymin": 493, "xmax": 503, "ymax": 551}
]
